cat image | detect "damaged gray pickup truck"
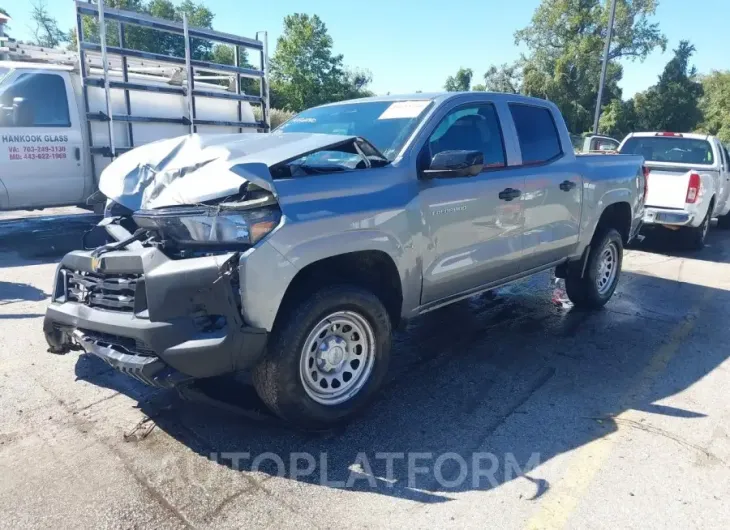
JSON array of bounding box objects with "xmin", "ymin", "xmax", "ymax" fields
[{"xmin": 44, "ymin": 92, "xmax": 646, "ymax": 428}]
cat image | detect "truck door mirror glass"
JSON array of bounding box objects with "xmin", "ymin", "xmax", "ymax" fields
[
  {"xmin": 422, "ymin": 150, "xmax": 484, "ymax": 179},
  {"xmin": 12, "ymin": 97, "xmax": 34, "ymax": 127}
]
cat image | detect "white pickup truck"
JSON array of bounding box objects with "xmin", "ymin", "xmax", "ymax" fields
[
  {"xmin": 618, "ymin": 132, "xmax": 730, "ymax": 249},
  {"xmin": 0, "ymin": 1, "xmax": 269, "ymax": 212}
]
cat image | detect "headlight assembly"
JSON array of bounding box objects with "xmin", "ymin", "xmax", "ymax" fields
[{"xmin": 133, "ymin": 206, "xmax": 281, "ymax": 247}]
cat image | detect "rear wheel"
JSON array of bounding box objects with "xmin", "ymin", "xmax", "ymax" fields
[
  {"xmin": 565, "ymin": 228, "xmax": 623, "ymax": 309},
  {"xmin": 252, "ymin": 285, "xmax": 391, "ymax": 429},
  {"xmin": 682, "ymin": 207, "xmax": 710, "ymax": 250},
  {"xmin": 717, "ymin": 212, "xmax": 730, "ymax": 230}
]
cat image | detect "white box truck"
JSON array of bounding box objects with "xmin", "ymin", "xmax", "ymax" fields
[{"xmin": 0, "ymin": 0, "xmax": 269, "ymax": 212}]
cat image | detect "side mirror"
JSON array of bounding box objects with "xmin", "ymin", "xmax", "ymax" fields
[
  {"xmin": 422, "ymin": 150, "xmax": 484, "ymax": 179},
  {"xmin": 12, "ymin": 97, "xmax": 33, "ymax": 127}
]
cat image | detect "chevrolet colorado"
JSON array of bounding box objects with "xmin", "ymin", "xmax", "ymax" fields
[{"xmin": 44, "ymin": 92, "xmax": 646, "ymax": 428}]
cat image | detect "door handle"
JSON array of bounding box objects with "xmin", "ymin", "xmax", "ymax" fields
[
  {"xmin": 559, "ymin": 180, "xmax": 576, "ymax": 191},
  {"xmin": 499, "ymin": 188, "xmax": 521, "ymax": 201},
  {"xmin": 74, "ymin": 147, "xmax": 81, "ymax": 161}
]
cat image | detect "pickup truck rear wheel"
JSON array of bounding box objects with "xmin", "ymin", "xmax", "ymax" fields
[
  {"xmin": 682, "ymin": 208, "xmax": 711, "ymax": 250},
  {"xmin": 565, "ymin": 228, "xmax": 623, "ymax": 309},
  {"xmin": 252, "ymin": 285, "xmax": 391, "ymax": 429},
  {"xmin": 718, "ymin": 213, "xmax": 730, "ymax": 230}
]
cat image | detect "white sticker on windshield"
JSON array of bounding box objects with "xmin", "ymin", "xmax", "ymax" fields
[{"xmin": 378, "ymin": 100, "xmax": 430, "ymax": 120}]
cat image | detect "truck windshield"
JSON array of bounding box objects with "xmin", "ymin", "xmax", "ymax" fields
[
  {"xmin": 620, "ymin": 136, "xmax": 714, "ymax": 165},
  {"xmin": 276, "ymin": 100, "xmax": 434, "ymax": 161},
  {"xmin": 0, "ymin": 67, "xmax": 9, "ymax": 84}
]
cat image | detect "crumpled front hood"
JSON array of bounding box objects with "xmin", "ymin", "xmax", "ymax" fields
[{"xmin": 99, "ymin": 132, "xmax": 356, "ymax": 211}]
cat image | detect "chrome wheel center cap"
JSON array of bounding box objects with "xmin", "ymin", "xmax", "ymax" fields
[{"xmin": 318, "ymin": 339, "xmax": 346, "ymax": 372}]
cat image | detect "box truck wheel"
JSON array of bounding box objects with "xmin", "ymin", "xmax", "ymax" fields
[
  {"xmin": 565, "ymin": 228, "xmax": 623, "ymax": 309},
  {"xmin": 252, "ymin": 285, "xmax": 392, "ymax": 429}
]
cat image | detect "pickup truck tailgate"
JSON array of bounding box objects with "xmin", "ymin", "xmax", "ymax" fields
[{"xmin": 645, "ymin": 166, "xmax": 691, "ymax": 209}]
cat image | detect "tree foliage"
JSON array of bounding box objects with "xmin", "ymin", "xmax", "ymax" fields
[
  {"xmin": 482, "ymin": 63, "xmax": 521, "ymax": 93},
  {"xmin": 516, "ymin": 0, "xmax": 666, "ymax": 133},
  {"xmin": 269, "ymin": 13, "xmax": 372, "ymax": 112},
  {"xmin": 444, "ymin": 67, "xmax": 473, "ymax": 92},
  {"xmin": 30, "ymin": 0, "xmax": 68, "ymax": 47},
  {"xmin": 632, "ymin": 41, "xmax": 703, "ymax": 133},
  {"xmin": 698, "ymin": 71, "xmax": 730, "ymax": 144},
  {"xmin": 73, "ymin": 0, "xmax": 216, "ymax": 60}
]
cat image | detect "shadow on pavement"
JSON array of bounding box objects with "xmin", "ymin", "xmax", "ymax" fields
[
  {"xmin": 0, "ymin": 281, "xmax": 48, "ymax": 306},
  {"xmin": 72, "ymin": 231, "xmax": 730, "ymax": 503}
]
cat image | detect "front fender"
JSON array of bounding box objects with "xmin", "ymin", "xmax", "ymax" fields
[{"xmin": 241, "ymin": 230, "xmax": 418, "ymax": 332}]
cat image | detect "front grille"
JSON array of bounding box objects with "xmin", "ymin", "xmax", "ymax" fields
[
  {"xmin": 66, "ymin": 270, "xmax": 141, "ymax": 312},
  {"xmin": 77, "ymin": 328, "xmax": 156, "ymax": 357}
]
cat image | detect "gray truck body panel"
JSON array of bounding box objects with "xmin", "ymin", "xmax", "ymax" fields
[{"xmin": 44, "ymin": 92, "xmax": 645, "ymax": 382}]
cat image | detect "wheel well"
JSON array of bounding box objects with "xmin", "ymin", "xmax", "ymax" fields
[
  {"xmin": 596, "ymin": 202, "xmax": 632, "ymax": 243},
  {"xmin": 275, "ymin": 251, "xmax": 403, "ymax": 329}
]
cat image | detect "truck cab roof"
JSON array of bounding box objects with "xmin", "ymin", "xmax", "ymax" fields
[
  {"xmin": 320, "ymin": 91, "xmax": 558, "ymax": 108},
  {"xmin": 0, "ymin": 61, "xmax": 75, "ymax": 72}
]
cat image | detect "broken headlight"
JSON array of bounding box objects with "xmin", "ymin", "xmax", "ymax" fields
[{"xmin": 133, "ymin": 206, "xmax": 281, "ymax": 247}]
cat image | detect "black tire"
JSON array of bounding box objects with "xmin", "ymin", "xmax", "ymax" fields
[
  {"xmin": 252, "ymin": 285, "xmax": 392, "ymax": 429},
  {"xmin": 565, "ymin": 228, "xmax": 623, "ymax": 309},
  {"xmin": 717, "ymin": 212, "xmax": 730, "ymax": 230},
  {"xmin": 682, "ymin": 207, "xmax": 711, "ymax": 250}
]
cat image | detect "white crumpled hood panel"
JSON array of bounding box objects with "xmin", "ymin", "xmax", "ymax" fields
[{"xmin": 98, "ymin": 132, "xmax": 356, "ymax": 211}]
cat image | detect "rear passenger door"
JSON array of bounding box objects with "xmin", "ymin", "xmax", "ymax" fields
[
  {"xmin": 419, "ymin": 102, "xmax": 526, "ymax": 305},
  {"xmin": 508, "ymin": 103, "xmax": 582, "ymax": 270}
]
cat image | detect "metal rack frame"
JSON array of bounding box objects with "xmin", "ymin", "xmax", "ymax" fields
[{"xmin": 74, "ymin": 0, "xmax": 270, "ymax": 161}]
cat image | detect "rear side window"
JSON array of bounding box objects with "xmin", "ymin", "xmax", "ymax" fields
[
  {"xmin": 509, "ymin": 104, "xmax": 562, "ymax": 164},
  {"xmin": 0, "ymin": 73, "xmax": 70, "ymax": 127},
  {"xmin": 619, "ymin": 137, "xmax": 714, "ymax": 165}
]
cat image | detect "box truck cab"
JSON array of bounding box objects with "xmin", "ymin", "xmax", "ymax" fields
[
  {"xmin": 0, "ymin": 0, "xmax": 270, "ymax": 212},
  {"xmin": 0, "ymin": 62, "xmax": 87, "ymax": 210}
]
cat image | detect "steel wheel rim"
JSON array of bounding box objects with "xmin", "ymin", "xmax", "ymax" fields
[
  {"xmin": 299, "ymin": 310, "xmax": 376, "ymax": 405},
  {"xmin": 596, "ymin": 242, "xmax": 618, "ymax": 295}
]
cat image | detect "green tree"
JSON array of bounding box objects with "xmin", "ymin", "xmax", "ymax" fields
[
  {"xmin": 698, "ymin": 70, "xmax": 730, "ymax": 144},
  {"xmin": 633, "ymin": 40, "xmax": 703, "ymax": 132},
  {"xmin": 487, "ymin": 0, "xmax": 666, "ymax": 133},
  {"xmin": 598, "ymin": 98, "xmax": 636, "ymax": 138},
  {"xmin": 73, "ymin": 0, "xmax": 215, "ymax": 60},
  {"xmin": 444, "ymin": 67, "xmax": 472, "ymax": 91},
  {"xmin": 0, "ymin": 7, "xmax": 9, "ymax": 16},
  {"xmin": 30, "ymin": 0, "xmax": 68, "ymax": 47},
  {"xmin": 269, "ymin": 13, "xmax": 372, "ymax": 111},
  {"xmin": 482, "ymin": 63, "xmax": 521, "ymax": 93}
]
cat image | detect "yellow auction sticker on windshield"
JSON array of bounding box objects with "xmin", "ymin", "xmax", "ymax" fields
[{"xmin": 378, "ymin": 101, "xmax": 430, "ymax": 120}]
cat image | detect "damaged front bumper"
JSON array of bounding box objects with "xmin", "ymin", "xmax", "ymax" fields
[{"xmin": 44, "ymin": 245, "xmax": 268, "ymax": 388}]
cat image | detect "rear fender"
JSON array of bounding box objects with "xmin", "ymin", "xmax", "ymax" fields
[{"xmin": 575, "ymin": 186, "xmax": 635, "ymax": 258}]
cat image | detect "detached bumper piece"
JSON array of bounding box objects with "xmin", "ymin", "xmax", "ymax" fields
[
  {"xmin": 44, "ymin": 245, "xmax": 268, "ymax": 388},
  {"xmin": 73, "ymin": 330, "xmax": 186, "ymax": 388}
]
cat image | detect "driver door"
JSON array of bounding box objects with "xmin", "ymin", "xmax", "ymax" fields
[
  {"xmin": 419, "ymin": 102, "xmax": 526, "ymax": 305},
  {"xmin": 0, "ymin": 70, "xmax": 85, "ymax": 209}
]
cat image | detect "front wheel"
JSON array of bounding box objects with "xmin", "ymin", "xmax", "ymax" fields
[
  {"xmin": 252, "ymin": 285, "xmax": 392, "ymax": 429},
  {"xmin": 565, "ymin": 228, "xmax": 623, "ymax": 309}
]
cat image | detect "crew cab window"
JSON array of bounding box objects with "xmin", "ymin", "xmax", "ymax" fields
[
  {"xmin": 509, "ymin": 104, "xmax": 562, "ymax": 164},
  {"xmin": 0, "ymin": 73, "xmax": 70, "ymax": 127},
  {"xmin": 428, "ymin": 104, "xmax": 506, "ymax": 169}
]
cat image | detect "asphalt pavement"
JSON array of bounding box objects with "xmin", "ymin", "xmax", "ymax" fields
[{"xmin": 0, "ymin": 212, "xmax": 728, "ymax": 529}]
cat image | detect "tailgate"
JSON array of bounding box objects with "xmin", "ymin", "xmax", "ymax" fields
[{"xmin": 645, "ymin": 166, "xmax": 692, "ymax": 209}]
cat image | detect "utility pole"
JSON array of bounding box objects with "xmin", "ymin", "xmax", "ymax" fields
[{"xmin": 593, "ymin": 0, "xmax": 618, "ymax": 134}]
